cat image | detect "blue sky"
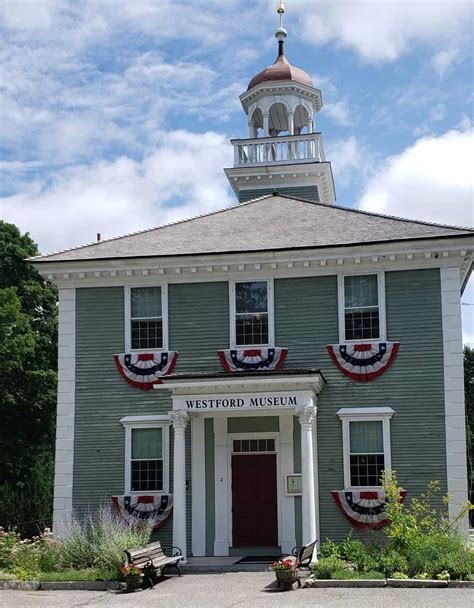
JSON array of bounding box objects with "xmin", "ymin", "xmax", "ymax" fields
[{"xmin": 0, "ymin": 0, "xmax": 472, "ymax": 341}]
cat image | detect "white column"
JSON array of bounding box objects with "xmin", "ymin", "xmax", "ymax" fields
[
  {"xmin": 288, "ymin": 111, "xmax": 294, "ymax": 135},
  {"xmin": 297, "ymin": 405, "xmax": 317, "ymax": 547},
  {"xmin": 214, "ymin": 417, "xmax": 229, "ymax": 556},
  {"xmin": 306, "ymin": 117, "xmax": 313, "ymax": 133},
  {"xmin": 53, "ymin": 288, "xmax": 76, "ymax": 535},
  {"xmin": 263, "ymin": 112, "xmax": 269, "ymax": 137},
  {"xmin": 248, "ymin": 120, "xmax": 255, "ymax": 138},
  {"xmin": 191, "ymin": 416, "xmax": 206, "ymax": 556},
  {"xmin": 279, "ymin": 415, "xmax": 296, "ymax": 554},
  {"xmin": 440, "ymin": 266, "xmax": 469, "ymax": 533},
  {"xmin": 169, "ymin": 411, "xmax": 189, "ymax": 560}
]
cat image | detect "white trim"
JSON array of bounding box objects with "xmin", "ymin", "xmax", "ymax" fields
[
  {"xmin": 53, "ymin": 288, "xmax": 76, "ymax": 533},
  {"xmin": 191, "ymin": 417, "xmax": 206, "ymax": 556},
  {"xmin": 157, "ymin": 375, "xmax": 325, "ymax": 394},
  {"xmin": 124, "ymin": 283, "xmax": 169, "ymax": 352},
  {"xmin": 280, "ymin": 416, "xmax": 297, "ymax": 553},
  {"xmin": 337, "ymin": 407, "xmax": 393, "ymax": 490},
  {"xmin": 440, "ymin": 266, "xmax": 469, "ymax": 531},
  {"xmin": 229, "ymin": 278, "xmax": 274, "ymax": 348},
  {"xmin": 214, "ymin": 417, "xmax": 229, "ymax": 556},
  {"xmin": 121, "ymin": 418, "xmax": 170, "ymax": 495},
  {"xmin": 337, "ymin": 271, "xmax": 386, "ymax": 343},
  {"xmin": 227, "ymin": 432, "xmax": 281, "ymax": 549}
]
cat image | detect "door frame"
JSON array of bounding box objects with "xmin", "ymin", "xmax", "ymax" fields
[{"xmin": 227, "ymin": 432, "xmax": 282, "ymax": 548}]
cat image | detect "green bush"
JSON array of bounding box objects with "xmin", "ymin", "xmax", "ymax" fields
[
  {"xmin": 0, "ymin": 530, "xmax": 20, "ymax": 569},
  {"xmin": 58, "ymin": 507, "xmax": 153, "ymax": 579},
  {"xmin": 311, "ymin": 556, "xmax": 353, "ymax": 579},
  {"xmin": 377, "ymin": 550, "xmax": 408, "ymax": 577},
  {"xmin": 10, "ymin": 533, "xmax": 60, "ymax": 576}
]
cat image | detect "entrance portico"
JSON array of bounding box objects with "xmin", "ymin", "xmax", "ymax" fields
[{"xmin": 156, "ymin": 371, "xmax": 325, "ymax": 560}]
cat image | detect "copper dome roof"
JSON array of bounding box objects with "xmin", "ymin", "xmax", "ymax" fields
[{"xmin": 247, "ymin": 47, "xmax": 313, "ymax": 91}]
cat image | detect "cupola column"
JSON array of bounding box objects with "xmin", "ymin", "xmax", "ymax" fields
[
  {"xmin": 288, "ymin": 110, "xmax": 295, "ymax": 135},
  {"xmin": 263, "ymin": 112, "xmax": 270, "ymax": 136},
  {"xmin": 248, "ymin": 120, "xmax": 255, "ymax": 138}
]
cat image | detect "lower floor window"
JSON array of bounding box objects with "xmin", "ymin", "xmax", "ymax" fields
[
  {"xmin": 337, "ymin": 407, "xmax": 394, "ymax": 489},
  {"xmin": 121, "ymin": 417, "xmax": 170, "ymax": 494},
  {"xmin": 349, "ymin": 420, "xmax": 385, "ymax": 486}
]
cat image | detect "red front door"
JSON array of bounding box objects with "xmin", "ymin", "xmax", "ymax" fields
[{"xmin": 231, "ymin": 453, "xmax": 278, "ymax": 547}]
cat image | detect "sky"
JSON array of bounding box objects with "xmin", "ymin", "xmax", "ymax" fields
[{"xmin": 0, "ymin": 0, "xmax": 473, "ymax": 342}]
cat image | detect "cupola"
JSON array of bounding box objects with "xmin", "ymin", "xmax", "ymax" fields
[{"xmin": 225, "ymin": 3, "xmax": 335, "ymax": 205}]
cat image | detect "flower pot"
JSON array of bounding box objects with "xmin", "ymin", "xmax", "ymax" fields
[
  {"xmin": 125, "ymin": 573, "xmax": 144, "ymax": 591},
  {"xmin": 275, "ymin": 569, "xmax": 301, "ymax": 590}
]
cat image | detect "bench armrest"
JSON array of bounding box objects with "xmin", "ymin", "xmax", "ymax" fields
[{"xmin": 163, "ymin": 546, "xmax": 183, "ymax": 559}]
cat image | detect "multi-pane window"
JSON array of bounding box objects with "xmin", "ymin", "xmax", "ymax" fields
[
  {"xmin": 344, "ymin": 274, "xmax": 380, "ymax": 341},
  {"xmin": 233, "ymin": 438, "xmax": 275, "ymax": 453},
  {"xmin": 130, "ymin": 427, "xmax": 164, "ymax": 492},
  {"xmin": 349, "ymin": 420, "xmax": 385, "ymax": 487},
  {"xmin": 130, "ymin": 287, "xmax": 163, "ymax": 350},
  {"xmin": 234, "ymin": 281, "xmax": 269, "ymax": 346}
]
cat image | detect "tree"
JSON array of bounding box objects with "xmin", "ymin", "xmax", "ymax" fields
[{"xmin": 0, "ymin": 221, "xmax": 58, "ymax": 534}]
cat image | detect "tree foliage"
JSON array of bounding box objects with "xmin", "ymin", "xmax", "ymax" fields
[{"xmin": 0, "ymin": 221, "xmax": 58, "ymax": 532}]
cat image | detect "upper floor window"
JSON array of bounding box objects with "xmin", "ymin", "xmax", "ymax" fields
[
  {"xmin": 126, "ymin": 285, "xmax": 168, "ymax": 351},
  {"xmin": 230, "ymin": 280, "xmax": 274, "ymax": 347},
  {"xmin": 337, "ymin": 407, "xmax": 393, "ymax": 489},
  {"xmin": 338, "ymin": 273, "xmax": 385, "ymax": 342}
]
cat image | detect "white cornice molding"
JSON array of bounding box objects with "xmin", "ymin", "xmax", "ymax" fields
[{"xmin": 35, "ymin": 241, "xmax": 472, "ymax": 288}]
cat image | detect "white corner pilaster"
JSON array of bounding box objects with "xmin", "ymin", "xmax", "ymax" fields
[
  {"xmin": 169, "ymin": 410, "xmax": 189, "ymax": 560},
  {"xmin": 296, "ymin": 404, "xmax": 317, "ymax": 551},
  {"xmin": 440, "ymin": 266, "xmax": 469, "ymax": 531},
  {"xmin": 279, "ymin": 415, "xmax": 296, "ymax": 553},
  {"xmin": 214, "ymin": 417, "xmax": 229, "ymax": 556},
  {"xmin": 191, "ymin": 416, "xmax": 206, "ymax": 556},
  {"xmin": 53, "ymin": 288, "xmax": 76, "ymax": 535}
]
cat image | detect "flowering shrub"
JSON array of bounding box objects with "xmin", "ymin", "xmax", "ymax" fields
[
  {"xmin": 120, "ymin": 562, "xmax": 143, "ymax": 576},
  {"xmin": 271, "ymin": 558, "xmax": 296, "ymax": 571},
  {"xmin": 10, "ymin": 532, "xmax": 60, "ymax": 576},
  {"xmin": 0, "ymin": 529, "xmax": 20, "ymax": 569}
]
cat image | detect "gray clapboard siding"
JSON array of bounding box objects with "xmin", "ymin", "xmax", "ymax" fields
[
  {"xmin": 238, "ymin": 186, "xmax": 319, "ymax": 203},
  {"xmin": 73, "ymin": 269, "xmax": 447, "ymax": 547},
  {"xmin": 275, "ymin": 269, "xmax": 446, "ymax": 541}
]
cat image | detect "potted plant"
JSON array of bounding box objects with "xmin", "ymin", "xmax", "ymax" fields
[
  {"xmin": 271, "ymin": 557, "xmax": 301, "ymax": 589},
  {"xmin": 120, "ymin": 562, "xmax": 144, "ymax": 591}
]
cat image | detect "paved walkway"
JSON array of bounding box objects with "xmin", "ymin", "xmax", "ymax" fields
[{"xmin": 0, "ymin": 572, "xmax": 472, "ymax": 607}]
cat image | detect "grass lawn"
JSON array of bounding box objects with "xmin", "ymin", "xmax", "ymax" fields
[{"xmin": 37, "ymin": 569, "xmax": 110, "ymax": 582}]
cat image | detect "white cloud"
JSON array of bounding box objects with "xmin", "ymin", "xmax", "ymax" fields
[
  {"xmin": 358, "ymin": 129, "xmax": 474, "ymax": 227},
  {"xmin": 431, "ymin": 48, "xmax": 461, "ymax": 79},
  {"xmin": 322, "ymin": 101, "xmax": 351, "ymax": 127},
  {"xmin": 0, "ymin": 130, "xmax": 235, "ymax": 254},
  {"xmin": 294, "ymin": 0, "xmax": 472, "ymax": 62}
]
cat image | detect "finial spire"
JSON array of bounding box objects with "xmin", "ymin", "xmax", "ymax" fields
[{"xmin": 275, "ymin": 2, "xmax": 287, "ymax": 57}]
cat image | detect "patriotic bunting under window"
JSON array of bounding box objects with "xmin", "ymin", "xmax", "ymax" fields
[
  {"xmin": 327, "ymin": 342, "xmax": 400, "ymax": 382},
  {"xmin": 331, "ymin": 489, "xmax": 406, "ymax": 530},
  {"xmin": 218, "ymin": 347, "xmax": 288, "ymax": 373},
  {"xmin": 113, "ymin": 351, "xmax": 178, "ymax": 389},
  {"xmin": 112, "ymin": 494, "xmax": 173, "ymax": 529}
]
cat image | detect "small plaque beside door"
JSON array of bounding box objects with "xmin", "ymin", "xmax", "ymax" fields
[{"xmin": 285, "ymin": 474, "xmax": 302, "ymax": 496}]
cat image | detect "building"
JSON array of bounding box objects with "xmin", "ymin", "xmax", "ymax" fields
[{"xmin": 31, "ymin": 6, "xmax": 473, "ymax": 561}]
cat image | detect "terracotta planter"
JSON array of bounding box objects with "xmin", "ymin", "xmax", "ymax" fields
[
  {"xmin": 125, "ymin": 573, "xmax": 144, "ymax": 592},
  {"xmin": 275, "ymin": 569, "xmax": 301, "ymax": 589}
]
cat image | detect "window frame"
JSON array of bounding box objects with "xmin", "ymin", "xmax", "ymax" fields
[
  {"xmin": 337, "ymin": 271, "xmax": 386, "ymax": 343},
  {"xmin": 124, "ymin": 284, "xmax": 169, "ymax": 352},
  {"xmin": 229, "ymin": 278, "xmax": 274, "ymax": 348},
  {"xmin": 120, "ymin": 415, "xmax": 170, "ymax": 495},
  {"xmin": 337, "ymin": 407, "xmax": 394, "ymax": 490}
]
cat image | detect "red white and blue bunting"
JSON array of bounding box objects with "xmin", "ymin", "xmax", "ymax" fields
[
  {"xmin": 327, "ymin": 342, "xmax": 400, "ymax": 382},
  {"xmin": 218, "ymin": 347, "xmax": 288, "ymax": 373},
  {"xmin": 331, "ymin": 489, "xmax": 406, "ymax": 530},
  {"xmin": 113, "ymin": 351, "xmax": 178, "ymax": 390},
  {"xmin": 112, "ymin": 494, "xmax": 173, "ymax": 529}
]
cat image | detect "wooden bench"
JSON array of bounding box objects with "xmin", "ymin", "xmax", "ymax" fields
[
  {"xmin": 292, "ymin": 539, "xmax": 317, "ymax": 568},
  {"xmin": 125, "ymin": 541, "xmax": 183, "ymax": 587}
]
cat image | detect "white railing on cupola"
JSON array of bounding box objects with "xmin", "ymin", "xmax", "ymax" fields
[{"xmin": 231, "ymin": 133, "xmax": 325, "ymax": 167}]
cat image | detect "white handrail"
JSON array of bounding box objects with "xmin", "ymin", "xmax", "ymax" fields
[{"xmin": 232, "ymin": 133, "xmax": 324, "ymax": 167}]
